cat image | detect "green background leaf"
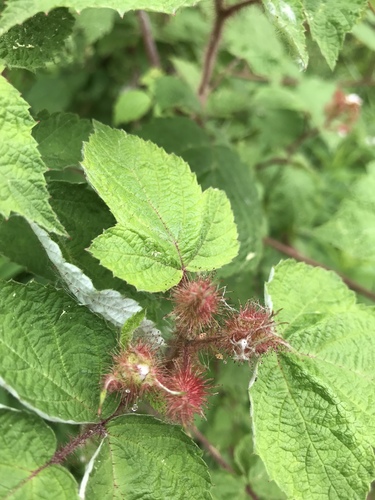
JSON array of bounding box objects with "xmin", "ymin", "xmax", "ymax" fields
[
  {"xmin": 83, "ymin": 415, "xmax": 212, "ymax": 500},
  {"xmin": 0, "ymin": 1, "xmax": 204, "ymax": 36},
  {"xmin": 0, "ymin": 280, "xmax": 118, "ymax": 423},
  {"xmin": 0, "ymin": 75, "xmax": 64, "ymax": 234},
  {"xmin": 33, "ymin": 112, "xmax": 93, "ymax": 170},
  {"xmin": 0, "ymin": 8, "xmax": 74, "ymax": 70},
  {"xmin": 0, "ymin": 408, "xmax": 78, "ymax": 499},
  {"xmin": 82, "ymin": 122, "xmax": 239, "ymax": 292}
]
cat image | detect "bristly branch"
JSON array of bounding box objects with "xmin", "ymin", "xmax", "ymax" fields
[
  {"xmin": 198, "ymin": 0, "xmax": 260, "ymax": 104},
  {"xmin": 137, "ymin": 11, "xmax": 161, "ymax": 68},
  {"xmin": 264, "ymin": 237, "xmax": 375, "ymax": 302}
]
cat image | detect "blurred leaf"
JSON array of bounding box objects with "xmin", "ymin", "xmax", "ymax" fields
[
  {"xmin": 75, "ymin": 7, "xmax": 117, "ymax": 44},
  {"xmin": 33, "ymin": 111, "xmax": 92, "ymax": 170},
  {"xmin": 0, "ymin": 8, "xmax": 74, "ymax": 70},
  {"xmin": 154, "ymin": 75, "xmax": 201, "ymax": 115},
  {"xmin": 113, "ymin": 89, "xmax": 152, "ymax": 125}
]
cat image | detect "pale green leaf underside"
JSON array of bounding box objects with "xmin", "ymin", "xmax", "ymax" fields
[
  {"xmin": 251, "ymin": 260, "xmax": 375, "ymax": 499},
  {"xmin": 0, "ymin": 0, "xmax": 202, "ymax": 36},
  {"xmin": 83, "ymin": 122, "xmax": 239, "ymax": 292},
  {"xmin": 0, "ymin": 75, "xmax": 64, "ymax": 234},
  {"xmin": 262, "ymin": 0, "xmax": 307, "ymax": 68},
  {"xmin": 0, "ymin": 409, "xmax": 78, "ymax": 499},
  {"xmin": 314, "ymin": 168, "xmax": 375, "ymax": 262},
  {"xmin": 84, "ymin": 415, "xmax": 212, "ymax": 500},
  {"xmin": 0, "ymin": 281, "xmax": 118, "ymax": 423}
]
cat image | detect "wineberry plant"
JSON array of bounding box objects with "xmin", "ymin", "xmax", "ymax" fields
[{"xmin": 1, "ymin": 0, "xmax": 375, "ymax": 499}]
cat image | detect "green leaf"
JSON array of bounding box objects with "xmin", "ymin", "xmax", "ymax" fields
[
  {"xmin": 224, "ymin": 6, "xmax": 298, "ymax": 79},
  {"xmin": 314, "ymin": 167, "xmax": 375, "ymax": 262},
  {"xmin": 210, "ymin": 471, "xmax": 248, "ymax": 500},
  {"xmin": 0, "ymin": 408, "xmax": 78, "ymax": 499},
  {"xmin": 113, "ymin": 89, "xmax": 152, "ymax": 125},
  {"xmin": 82, "ymin": 122, "xmax": 239, "ymax": 292},
  {"xmin": 82, "ymin": 415, "xmax": 212, "ymax": 500},
  {"xmin": 234, "ymin": 435, "xmax": 286, "ymax": 500},
  {"xmin": 182, "ymin": 146, "xmax": 264, "ymax": 276},
  {"xmin": 0, "ymin": 8, "xmax": 74, "ymax": 70},
  {"xmin": 33, "ymin": 112, "xmax": 93, "ymax": 170},
  {"xmin": 0, "ymin": 0, "xmax": 203, "ymax": 36},
  {"xmin": 120, "ymin": 310, "xmax": 145, "ymax": 348},
  {"xmin": 0, "ymin": 280, "xmax": 118, "ymax": 423},
  {"xmin": 154, "ymin": 75, "xmax": 201, "ymax": 114},
  {"xmin": 75, "ymin": 7, "xmax": 117, "ymax": 44},
  {"xmin": 261, "ymin": 0, "xmax": 307, "ymax": 69},
  {"xmin": 0, "ymin": 76, "xmax": 64, "ymax": 234},
  {"xmin": 250, "ymin": 260, "xmax": 375, "ymax": 499},
  {"xmin": 302, "ymin": 0, "xmax": 367, "ymax": 70},
  {"xmin": 137, "ymin": 117, "xmax": 210, "ymax": 156}
]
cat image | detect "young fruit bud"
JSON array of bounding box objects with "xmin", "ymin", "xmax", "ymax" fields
[
  {"xmin": 223, "ymin": 302, "xmax": 284, "ymax": 361},
  {"xmin": 171, "ymin": 277, "xmax": 221, "ymax": 336},
  {"xmin": 163, "ymin": 361, "xmax": 210, "ymax": 426},
  {"xmin": 99, "ymin": 340, "xmax": 161, "ymax": 414}
]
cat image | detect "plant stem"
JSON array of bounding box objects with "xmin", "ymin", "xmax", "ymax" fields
[
  {"xmin": 198, "ymin": 0, "xmax": 260, "ymax": 104},
  {"xmin": 190, "ymin": 425, "xmax": 259, "ymax": 500},
  {"xmin": 137, "ymin": 11, "xmax": 161, "ymax": 68},
  {"xmin": 264, "ymin": 237, "xmax": 375, "ymax": 302}
]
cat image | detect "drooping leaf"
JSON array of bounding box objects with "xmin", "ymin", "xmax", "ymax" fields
[
  {"xmin": 0, "ymin": 75, "xmax": 64, "ymax": 234},
  {"xmin": 261, "ymin": 0, "xmax": 307, "ymax": 69},
  {"xmin": 0, "ymin": 0, "xmax": 203, "ymax": 36},
  {"xmin": 0, "ymin": 408, "xmax": 79, "ymax": 499},
  {"xmin": 82, "ymin": 122, "xmax": 239, "ymax": 292},
  {"xmin": 0, "ymin": 8, "xmax": 74, "ymax": 70},
  {"xmin": 82, "ymin": 415, "xmax": 212, "ymax": 500},
  {"xmin": 33, "ymin": 112, "xmax": 93, "ymax": 170},
  {"xmin": 249, "ymin": 260, "xmax": 375, "ymax": 499},
  {"xmin": 302, "ymin": 0, "xmax": 367, "ymax": 70},
  {"xmin": 0, "ymin": 280, "xmax": 118, "ymax": 423}
]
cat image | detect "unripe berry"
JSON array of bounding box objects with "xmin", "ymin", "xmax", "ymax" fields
[
  {"xmin": 223, "ymin": 302, "xmax": 283, "ymax": 361},
  {"xmin": 171, "ymin": 277, "xmax": 221, "ymax": 336},
  {"xmin": 163, "ymin": 361, "xmax": 210, "ymax": 426}
]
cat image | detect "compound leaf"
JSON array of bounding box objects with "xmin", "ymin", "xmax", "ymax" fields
[{"xmin": 82, "ymin": 122, "xmax": 239, "ymax": 292}]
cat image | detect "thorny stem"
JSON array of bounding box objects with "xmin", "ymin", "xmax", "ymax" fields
[
  {"xmin": 190, "ymin": 426, "xmax": 260, "ymax": 500},
  {"xmin": 264, "ymin": 236, "xmax": 375, "ymax": 302},
  {"xmin": 137, "ymin": 10, "xmax": 161, "ymax": 68},
  {"xmin": 198, "ymin": 0, "xmax": 260, "ymax": 104},
  {"xmin": 5, "ymin": 422, "xmax": 107, "ymax": 498}
]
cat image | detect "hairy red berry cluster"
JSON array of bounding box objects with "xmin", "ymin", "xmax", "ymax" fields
[{"xmin": 101, "ymin": 276, "xmax": 287, "ymax": 425}]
